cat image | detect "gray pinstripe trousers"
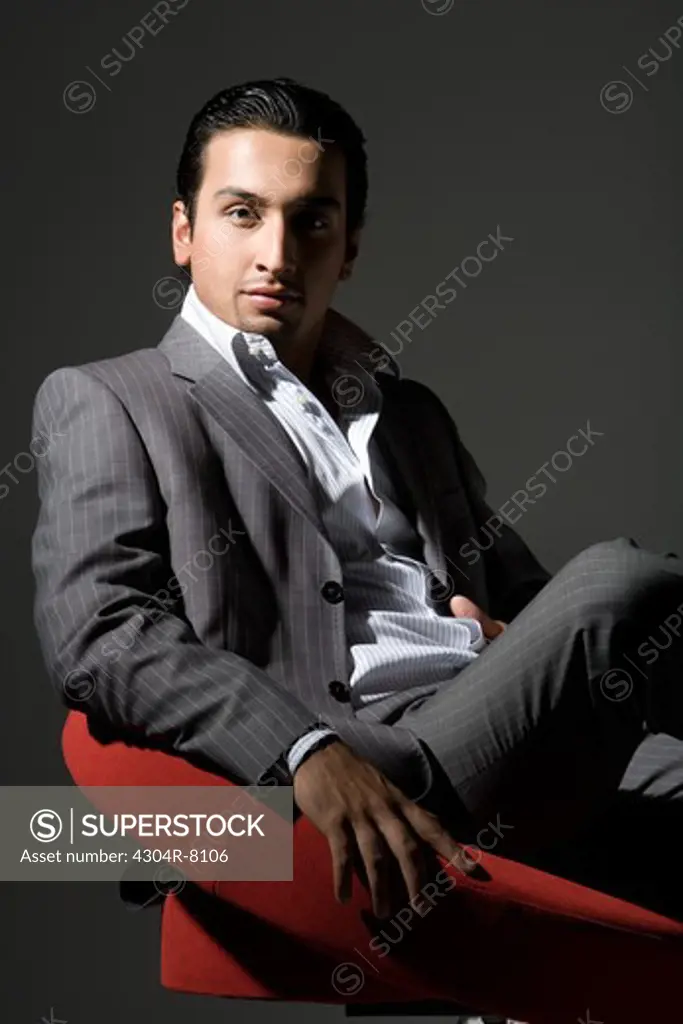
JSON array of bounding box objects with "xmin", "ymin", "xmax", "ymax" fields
[{"xmin": 396, "ymin": 536, "xmax": 683, "ymax": 918}]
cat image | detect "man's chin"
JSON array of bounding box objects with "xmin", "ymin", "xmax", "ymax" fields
[
  {"xmin": 238, "ymin": 300, "xmax": 305, "ymax": 337},
  {"xmin": 242, "ymin": 312, "xmax": 297, "ymax": 336}
]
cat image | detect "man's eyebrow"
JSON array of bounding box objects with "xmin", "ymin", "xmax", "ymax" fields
[{"xmin": 212, "ymin": 186, "xmax": 341, "ymax": 210}]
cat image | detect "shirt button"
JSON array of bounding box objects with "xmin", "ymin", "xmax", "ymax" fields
[
  {"xmin": 321, "ymin": 580, "xmax": 344, "ymax": 604},
  {"xmin": 328, "ymin": 680, "xmax": 351, "ymax": 703}
]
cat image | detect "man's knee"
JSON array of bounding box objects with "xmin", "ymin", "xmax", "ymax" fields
[
  {"xmin": 559, "ymin": 537, "xmax": 679, "ymax": 627},
  {"xmin": 569, "ymin": 536, "xmax": 639, "ymax": 564},
  {"xmin": 561, "ymin": 537, "xmax": 635, "ymax": 588}
]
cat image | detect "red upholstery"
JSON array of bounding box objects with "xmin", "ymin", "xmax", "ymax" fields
[{"xmin": 62, "ymin": 710, "xmax": 683, "ymax": 1022}]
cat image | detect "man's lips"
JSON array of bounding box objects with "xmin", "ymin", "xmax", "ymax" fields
[
  {"xmin": 244, "ymin": 286, "xmax": 302, "ymax": 298},
  {"xmin": 242, "ymin": 290, "xmax": 302, "ymax": 309}
]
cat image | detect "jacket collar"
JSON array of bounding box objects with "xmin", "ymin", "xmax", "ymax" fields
[{"xmin": 157, "ymin": 305, "xmax": 401, "ymax": 385}]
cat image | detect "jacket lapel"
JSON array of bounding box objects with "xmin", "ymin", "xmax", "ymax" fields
[
  {"xmin": 375, "ymin": 375, "xmax": 488, "ymax": 603},
  {"xmin": 372, "ymin": 378, "xmax": 444, "ymax": 574},
  {"xmin": 158, "ymin": 315, "xmax": 323, "ymax": 534}
]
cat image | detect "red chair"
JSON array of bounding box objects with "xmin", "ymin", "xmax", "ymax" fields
[{"xmin": 62, "ymin": 709, "xmax": 683, "ymax": 1022}]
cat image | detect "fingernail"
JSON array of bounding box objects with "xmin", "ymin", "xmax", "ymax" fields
[{"xmin": 453, "ymin": 849, "xmax": 477, "ymax": 873}]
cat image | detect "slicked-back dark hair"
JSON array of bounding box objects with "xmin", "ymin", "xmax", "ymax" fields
[{"xmin": 175, "ymin": 77, "xmax": 368, "ymax": 254}]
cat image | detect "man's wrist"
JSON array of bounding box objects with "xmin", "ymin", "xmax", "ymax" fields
[{"xmin": 286, "ymin": 726, "xmax": 339, "ymax": 775}]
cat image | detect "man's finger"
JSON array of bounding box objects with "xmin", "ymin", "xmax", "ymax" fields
[
  {"xmin": 329, "ymin": 826, "xmax": 353, "ymax": 903},
  {"xmin": 354, "ymin": 822, "xmax": 391, "ymax": 918},
  {"xmin": 486, "ymin": 618, "xmax": 507, "ymax": 639},
  {"xmin": 449, "ymin": 595, "xmax": 482, "ymax": 620},
  {"xmin": 403, "ymin": 803, "xmax": 479, "ymax": 875},
  {"xmin": 449, "ymin": 595, "xmax": 507, "ymax": 640},
  {"xmin": 375, "ymin": 814, "xmax": 427, "ymax": 909}
]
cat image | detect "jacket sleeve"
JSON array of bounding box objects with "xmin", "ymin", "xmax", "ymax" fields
[
  {"xmin": 420, "ymin": 383, "xmax": 553, "ymax": 622},
  {"xmin": 30, "ymin": 366, "xmax": 320, "ymax": 786}
]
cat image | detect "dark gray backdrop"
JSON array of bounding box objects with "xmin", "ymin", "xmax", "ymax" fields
[{"xmin": 2, "ymin": 0, "xmax": 681, "ymax": 1020}]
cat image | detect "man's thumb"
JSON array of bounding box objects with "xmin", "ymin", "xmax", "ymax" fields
[
  {"xmin": 449, "ymin": 595, "xmax": 483, "ymax": 621},
  {"xmin": 449, "ymin": 595, "xmax": 506, "ymax": 639}
]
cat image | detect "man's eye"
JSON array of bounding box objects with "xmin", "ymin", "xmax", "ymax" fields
[
  {"xmin": 224, "ymin": 206, "xmax": 257, "ymax": 222},
  {"xmin": 221, "ymin": 207, "xmax": 329, "ymax": 231},
  {"xmin": 300, "ymin": 212, "xmax": 329, "ymax": 231}
]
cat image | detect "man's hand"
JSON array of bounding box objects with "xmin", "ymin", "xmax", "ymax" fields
[
  {"xmin": 449, "ymin": 594, "xmax": 507, "ymax": 640},
  {"xmin": 292, "ymin": 740, "xmax": 476, "ymax": 918}
]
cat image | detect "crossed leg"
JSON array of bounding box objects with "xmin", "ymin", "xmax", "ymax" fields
[{"xmin": 398, "ymin": 536, "xmax": 683, "ymax": 915}]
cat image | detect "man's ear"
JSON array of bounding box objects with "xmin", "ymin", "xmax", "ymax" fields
[
  {"xmin": 171, "ymin": 200, "xmax": 192, "ymax": 267},
  {"xmin": 339, "ymin": 227, "xmax": 361, "ymax": 281}
]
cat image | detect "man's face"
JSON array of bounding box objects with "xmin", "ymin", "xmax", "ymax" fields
[{"xmin": 172, "ymin": 127, "xmax": 359, "ymax": 346}]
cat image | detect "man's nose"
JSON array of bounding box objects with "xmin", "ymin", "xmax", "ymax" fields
[{"xmin": 255, "ymin": 216, "xmax": 298, "ymax": 277}]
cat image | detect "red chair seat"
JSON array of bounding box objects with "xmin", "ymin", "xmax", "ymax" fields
[{"xmin": 62, "ymin": 710, "xmax": 683, "ymax": 1022}]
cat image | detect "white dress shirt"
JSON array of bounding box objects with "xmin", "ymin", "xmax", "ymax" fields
[{"xmin": 180, "ymin": 285, "xmax": 486, "ymax": 774}]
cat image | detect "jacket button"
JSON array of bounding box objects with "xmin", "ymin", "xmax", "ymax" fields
[
  {"xmin": 328, "ymin": 679, "xmax": 351, "ymax": 703},
  {"xmin": 321, "ymin": 580, "xmax": 344, "ymax": 604}
]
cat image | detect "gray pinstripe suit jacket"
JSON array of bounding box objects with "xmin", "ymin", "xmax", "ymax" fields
[{"xmin": 31, "ymin": 308, "xmax": 551, "ymax": 803}]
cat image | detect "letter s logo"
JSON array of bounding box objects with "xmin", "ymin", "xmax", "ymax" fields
[{"xmin": 30, "ymin": 809, "xmax": 63, "ymax": 842}]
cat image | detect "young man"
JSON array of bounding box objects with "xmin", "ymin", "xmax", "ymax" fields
[{"xmin": 32, "ymin": 77, "xmax": 683, "ymax": 926}]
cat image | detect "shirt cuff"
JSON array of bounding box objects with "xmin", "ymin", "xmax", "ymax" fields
[{"xmin": 286, "ymin": 727, "xmax": 339, "ymax": 775}]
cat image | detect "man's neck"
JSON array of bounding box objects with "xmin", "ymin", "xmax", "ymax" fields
[
  {"xmin": 268, "ymin": 316, "xmax": 326, "ymax": 389},
  {"xmin": 301, "ymin": 344, "xmax": 343, "ymax": 423},
  {"xmin": 280, "ymin": 345, "xmax": 316, "ymax": 387}
]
